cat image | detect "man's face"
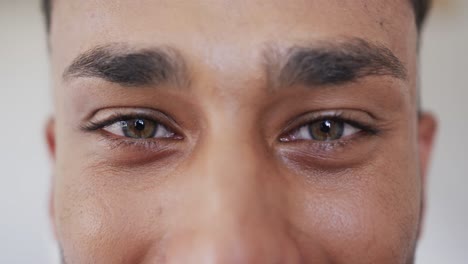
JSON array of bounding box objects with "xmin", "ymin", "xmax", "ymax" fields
[{"xmin": 47, "ymin": 0, "xmax": 436, "ymax": 263}]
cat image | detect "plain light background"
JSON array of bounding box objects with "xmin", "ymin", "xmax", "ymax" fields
[{"xmin": 0, "ymin": 1, "xmax": 467, "ymax": 263}]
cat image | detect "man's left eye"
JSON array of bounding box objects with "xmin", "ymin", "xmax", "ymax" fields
[
  {"xmin": 103, "ymin": 118, "xmax": 175, "ymax": 139},
  {"xmin": 283, "ymin": 119, "xmax": 362, "ymax": 142}
]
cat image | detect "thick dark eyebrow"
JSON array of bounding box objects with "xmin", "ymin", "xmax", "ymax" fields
[
  {"xmin": 63, "ymin": 44, "xmax": 189, "ymax": 87},
  {"xmin": 269, "ymin": 38, "xmax": 407, "ymax": 88}
]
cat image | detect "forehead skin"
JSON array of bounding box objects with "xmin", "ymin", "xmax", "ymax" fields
[
  {"xmin": 49, "ymin": 0, "xmax": 421, "ymax": 263},
  {"xmin": 50, "ymin": 0, "xmax": 418, "ymax": 87}
]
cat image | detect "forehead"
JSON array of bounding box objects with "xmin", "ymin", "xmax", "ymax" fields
[{"xmin": 50, "ymin": 0, "xmax": 417, "ymax": 83}]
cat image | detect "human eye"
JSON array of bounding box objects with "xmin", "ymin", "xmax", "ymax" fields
[
  {"xmin": 279, "ymin": 111, "xmax": 379, "ymax": 143},
  {"xmin": 103, "ymin": 118, "xmax": 175, "ymax": 139},
  {"xmin": 281, "ymin": 119, "xmax": 362, "ymax": 142},
  {"xmin": 81, "ymin": 108, "xmax": 183, "ymax": 145},
  {"xmin": 276, "ymin": 110, "xmax": 381, "ymax": 169}
]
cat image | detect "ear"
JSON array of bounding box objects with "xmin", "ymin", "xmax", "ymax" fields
[
  {"xmin": 418, "ymin": 112, "xmax": 437, "ymax": 187},
  {"xmin": 417, "ymin": 112, "xmax": 437, "ymax": 238},
  {"xmin": 45, "ymin": 117, "xmax": 57, "ymax": 238},
  {"xmin": 46, "ymin": 117, "xmax": 56, "ymax": 160}
]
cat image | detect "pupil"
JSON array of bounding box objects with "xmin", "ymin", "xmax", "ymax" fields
[
  {"xmin": 320, "ymin": 120, "xmax": 332, "ymax": 134},
  {"xmin": 134, "ymin": 119, "xmax": 146, "ymax": 131}
]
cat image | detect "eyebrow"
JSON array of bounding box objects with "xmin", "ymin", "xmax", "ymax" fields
[
  {"xmin": 63, "ymin": 44, "xmax": 189, "ymax": 87},
  {"xmin": 269, "ymin": 38, "xmax": 407, "ymax": 88},
  {"xmin": 63, "ymin": 38, "xmax": 405, "ymax": 90}
]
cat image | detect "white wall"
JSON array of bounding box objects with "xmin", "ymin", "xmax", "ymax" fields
[
  {"xmin": 0, "ymin": 1, "xmax": 57, "ymax": 263},
  {"xmin": 0, "ymin": 1, "xmax": 466, "ymax": 263},
  {"xmin": 417, "ymin": 1, "xmax": 468, "ymax": 263}
]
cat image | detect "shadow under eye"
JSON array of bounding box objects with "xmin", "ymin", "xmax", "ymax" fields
[{"xmin": 277, "ymin": 130, "xmax": 379, "ymax": 173}]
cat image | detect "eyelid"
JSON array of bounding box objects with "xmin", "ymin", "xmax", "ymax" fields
[
  {"xmin": 291, "ymin": 121, "xmax": 361, "ymax": 141},
  {"xmin": 81, "ymin": 108, "xmax": 183, "ymax": 137},
  {"xmin": 102, "ymin": 119, "xmax": 175, "ymax": 138},
  {"xmin": 279, "ymin": 110, "xmax": 379, "ymax": 139}
]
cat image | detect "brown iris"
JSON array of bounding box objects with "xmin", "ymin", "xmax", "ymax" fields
[
  {"xmin": 308, "ymin": 120, "xmax": 344, "ymax": 141},
  {"xmin": 121, "ymin": 119, "xmax": 158, "ymax": 139}
]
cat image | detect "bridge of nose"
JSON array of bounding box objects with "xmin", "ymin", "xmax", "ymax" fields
[{"xmin": 155, "ymin": 124, "xmax": 302, "ymax": 264}]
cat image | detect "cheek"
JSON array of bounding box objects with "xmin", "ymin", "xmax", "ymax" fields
[
  {"xmin": 53, "ymin": 163, "xmax": 166, "ymax": 263},
  {"xmin": 54, "ymin": 183, "xmax": 117, "ymax": 262},
  {"xmin": 290, "ymin": 155, "xmax": 421, "ymax": 263}
]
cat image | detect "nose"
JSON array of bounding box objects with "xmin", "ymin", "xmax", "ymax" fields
[{"xmin": 160, "ymin": 132, "xmax": 303, "ymax": 264}]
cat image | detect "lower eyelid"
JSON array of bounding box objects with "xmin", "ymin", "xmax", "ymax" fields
[
  {"xmin": 97, "ymin": 131, "xmax": 180, "ymax": 150},
  {"xmin": 280, "ymin": 131, "xmax": 374, "ymax": 158},
  {"xmin": 91, "ymin": 134, "xmax": 185, "ymax": 166}
]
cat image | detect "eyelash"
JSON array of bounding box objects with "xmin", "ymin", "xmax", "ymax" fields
[
  {"xmin": 281, "ymin": 113, "xmax": 380, "ymax": 141},
  {"xmin": 81, "ymin": 113, "xmax": 182, "ymax": 148},
  {"xmin": 81, "ymin": 111, "xmax": 379, "ymax": 152},
  {"xmin": 82, "ymin": 114, "xmax": 153, "ymax": 131},
  {"xmin": 84, "ymin": 111, "xmax": 183, "ymax": 131}
]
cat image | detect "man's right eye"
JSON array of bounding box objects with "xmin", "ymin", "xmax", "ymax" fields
[{"xmin": 103, "ymin": 118, "xmax": 176, "ymax": 139}]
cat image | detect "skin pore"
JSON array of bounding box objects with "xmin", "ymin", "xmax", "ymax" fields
[{"xmin": 46, "ymin": 0, "xmax": 437, "ymax": 263}]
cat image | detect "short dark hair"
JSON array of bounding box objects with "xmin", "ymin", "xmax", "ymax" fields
[
  {"xmin": 41, "ymin": 0, "xmax": 431, "ymax": 33},
  {"xmin": 42, "ymin": 0, "xmax": 52, "ymax": 34}
]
